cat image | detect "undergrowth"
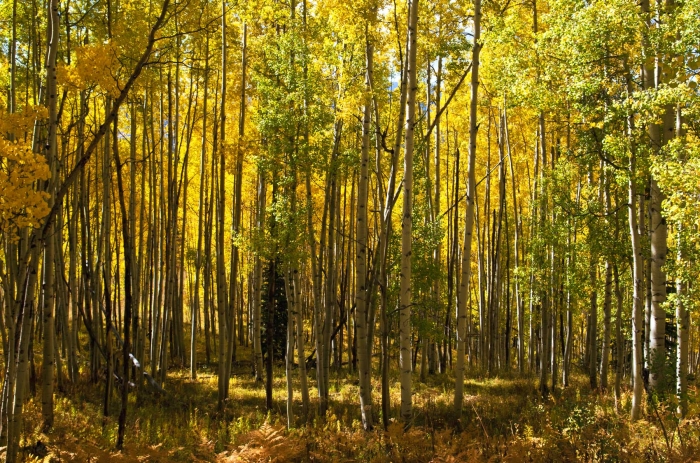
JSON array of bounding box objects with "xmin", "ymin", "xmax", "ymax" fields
[{"xmin": 14, "ymin": 346, "xmax": 700, "ymax": 462}]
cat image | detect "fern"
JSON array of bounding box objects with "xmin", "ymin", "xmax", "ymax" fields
[{"xmin": 223, "ymin": 423, "xmax": 303, "ymax": 463}]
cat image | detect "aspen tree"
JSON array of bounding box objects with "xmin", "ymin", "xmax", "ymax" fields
[
  {"xmin": 216, "ymin": 0, "xmax": 229, "ymax": 410},
  {"xmin": 356, "ymin": 15, "xmax": 375, "ymax": 432},
  {"xmin": 192, "ymin": 34, "xmax": 210, "ymax": 380},
  {"xmin": 675, "ymin": 105, "xmax": 688, "ymax": 417},
  {"xmin": 626, "ymin": 69, "xmax": 645, "ymax": 421},
  {"xmin": 224, "ymin": 21, "xmax": 247, "ymax": 400},
  {"xmin": 253, "ymin": 172, "xmax": 266, "ymax": 383},
  {"xmin": 455, "ymin": 0, "xmax": 480, "ymax": 413},
  {"xmin": 504, "ymin": 101, "xmax": 523, "ymax": 373},
  {"xmin": 40, "ymin": 0, "xmax": 59, "ymax": 430},
  {"xmin": 399, "ymin": 0, "xmax": 419, "ymax": 424},
  {"xmin": 600, "ymin": 175, "xmax": 613, "ymax": 391}
]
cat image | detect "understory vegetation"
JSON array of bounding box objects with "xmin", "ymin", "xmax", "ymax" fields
[{"xmin": 14, "ymin": 344, "xmax": 700, "ymax": 462}]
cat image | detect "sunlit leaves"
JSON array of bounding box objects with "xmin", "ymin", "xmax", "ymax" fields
[{"xmin": 0, "ymin": 106, "xmax": 51, "ymax": 234}]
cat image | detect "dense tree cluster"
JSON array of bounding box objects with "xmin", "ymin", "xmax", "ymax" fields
[{"xmin": 0, "ymin": 0, "xmax": 699, "ymax": 459}]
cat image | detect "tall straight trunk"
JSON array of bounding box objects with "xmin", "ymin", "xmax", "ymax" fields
[
  {"xmin": 538, "ymin": 132, "xmax": 549, "ymax": 397},
  {"xmin": 265, "ymin": 258, "xmax": 275, "ymax": 411},
  {"xmin": 40, "ymin": 0, "xmax": 59, "ymax": 430},
  {"xmin": 454, "ymin": 0, "xmax": 479, "ymax": 413},
  {"xmin": 7, "ymin": 246, "xmax": 40, "ymax": 463},
  {"xmin": 447, "ymin": 141, "xmax": 459, "ymax": 373},
  {"xmin": 114, "ymin": 118, "xmax": 134, "ymax": 450},
  {"xmin": 588, "ymin": 258, "xmax": 598, "ymax": 390},
  {"xmin": 102, "ymin": 96, "xmax": 115, "ymax": 414},
  {"xmin": 129, "ymin": 101, "xmax": 140, "ymax": 386},
  {"xmin": 563, "ymin": 183, "xmax": 581, "ymax": 389},
  {"xmin": 216, "ymin": 0, "xmax": 229, "ymax": 410},
  {"xmin": 613, "ymin": 263, "xmax": 623, "ymax": 410},
  {"xmin": 399, "ymin": 0, "xmax": 419, "ymax": 424},
  {"xmin": 648, "ymin": 174, "xmax": 666, "ymax": 390},
  {"xmin": 192, "ymin": 36, "xmax": 209, "ymax": 380},
  {"xmin": 504, "ymin": 101, "xmax": 523, "ymax": 374},
  {"xmin": 356, "ymin": 21, "xmax": 374, "ymax": 432},
  {"xmin": 283, "ymin": 267, "xmax": 294, "ymax": 428},
  {"xmin": 224, "ymin": 22, "xmax": 247, "ymax": 398},
  {"xmin": 433, "ymin": 56, "xmax": 443, "ymax": 375},
  {"xmin": 376, "ymin": 12, "xmax": 409, "ymax": 426},
  {"xmin": 630, "ymin": 175, "xmax": 644, "ymax": 421},
  {"xmin": 627, "ymin": 69, "xmax": 644, "ymax": 420},
  {"xmin": 253, "ymin": 173, "xmax": 266, "ymax": 382},
  {"xmin": 599, "ymin": 259, "xmax": 613, "ymax": 390},
  {"xmin": 676, "ymin": 253, "xmax": 688, "ymax": 416},
  {"xmin": 265, "ymin": 176, "xmax": 278, "ymax": 412},
  {"xmin": 293, "ymin": 270, "xmax": 309, "ymax": 420},
  {"xmin": 640, "ymin": 191, "xmax": 650, "ymax": 370},
  {"xmin": 642, "ymin": 0, "xmax": 667, "ymax": 391},
  {"xmin": 322, "ymin": 123, "xmax": 341, "ymax": 412},
  {"xmin": 675, "ymin": 105, "xmax": 688, "ymax": 417}
]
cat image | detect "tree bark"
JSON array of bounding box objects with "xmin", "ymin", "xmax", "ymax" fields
[
  {"xmin": 399, "ymin": 0, "xmax": 419, "ymax": 424},
  {"xmin": 454, "ymin": 0, "xmax": 480, "ymax": 413}
]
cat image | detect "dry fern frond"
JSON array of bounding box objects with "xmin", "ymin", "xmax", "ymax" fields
[{"xmin": 222, "ymin": 423, "xmax": 303, "ymax": 463}]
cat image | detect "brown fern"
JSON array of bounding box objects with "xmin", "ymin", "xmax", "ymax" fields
[{"xmin": 222, "ymin": 423, "xmax": 303, "ymax": 463}]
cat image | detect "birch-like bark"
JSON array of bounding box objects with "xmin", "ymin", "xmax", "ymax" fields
[
  {"xmin": 675, "ymin": 105, "xmax": 688, "ymax": 417},
  {"xmin": 356, "ymin": 21, "xmax": 374, "ymax": 432},
  {"xmin": 253, "ymin": 173, "xmax": 266, "ymax": 382},
  {"xmin": 216, "ymin": 0, "xmax": 229, "ymax": 410},
  {"xmin": 627, "ymin": 69, "xmax": 644, "ymax": 420},
  {"xmin": 191, "ymin": 36, "xmax": 209, "ymax": 380},
  {"xmin": 40, "ymin": 0, "xmax": 59, "ymax": 430},
  {"xmin": 224, "ymin": 22, "xmax": 247, "ymax": 398},
  {"xmin": 455, "ymin": 0, "xmax": 479, "ymax": 413},
  {"xmin": 399, "ymin": 0, "xmax": 419, "ymax": 423}
]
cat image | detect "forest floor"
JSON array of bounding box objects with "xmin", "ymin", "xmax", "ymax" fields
[{"xmin": 15, "ymin": 346, "xmax": 700, "ymax": 462}]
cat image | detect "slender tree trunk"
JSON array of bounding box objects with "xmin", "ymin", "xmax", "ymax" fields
[
  {"xmin": 192, "ymin": 36, "xmax": 209, "ymax": 380},
  {"xmin": 627, "ymin": 69, "xmax": 644, "ymax": 420},
  {"xmin": 399, "ymin": 0, "xmax": 419, "ymax": 424},
  {"xmin": 216, "ymin": 0, "xmax": 229, "ymax": 410},
  {"xmin": 40, "ymin": 0, "xmax": 59, "ymax": 431},
  {"xmin": 284, "ymin": 267, "xmax": 295, "ymax": 427},
  {"xmin": 455, "ymin": 0, "xmax": 480, "ymax": 413},
  {"xmin": 675, "ymin": 104, "xmax": 688, "ymax": 417},
  {"xmin": 293, "ymin": 271, "xmax": 309, "ymax": 421},
  {"xmin": 114, "ymin": 117, "xmax": 134, "ymax": 450},
  {"xmin": 224, "ymin": 22, "xmax": 247, "ymax": 398},
  {"xmin": 253, "ymin": 173, "xmax": 266, "ymax": 382},
  {"xmin": 356, "ymin": 21, "xmax": 374, "ymax": 432},
  {"xmin": 613, "ymin": 263, "xmax": 623, "ymax": 410}
]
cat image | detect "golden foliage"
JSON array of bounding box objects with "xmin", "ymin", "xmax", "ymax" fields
[
  {"xmin": 0, "ymin": 106, "xmax": 51, "ymax": 234},
  {"xmin": 57, "ymin": 42, "xmax": 121, "ymax": 96}
]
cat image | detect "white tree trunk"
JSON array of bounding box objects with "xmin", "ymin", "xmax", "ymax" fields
[
  {"xmin": 399, "ymin": 0, "xmax": 419, "ymax": 424},
  {"xmin": 455, "ymin": 0, "xmax": 480, "ymax": 413}
]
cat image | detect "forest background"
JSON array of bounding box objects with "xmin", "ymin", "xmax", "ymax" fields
[{"xmin": 1, "ymin": 0, "xmax": 700, "ymax": 460}]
